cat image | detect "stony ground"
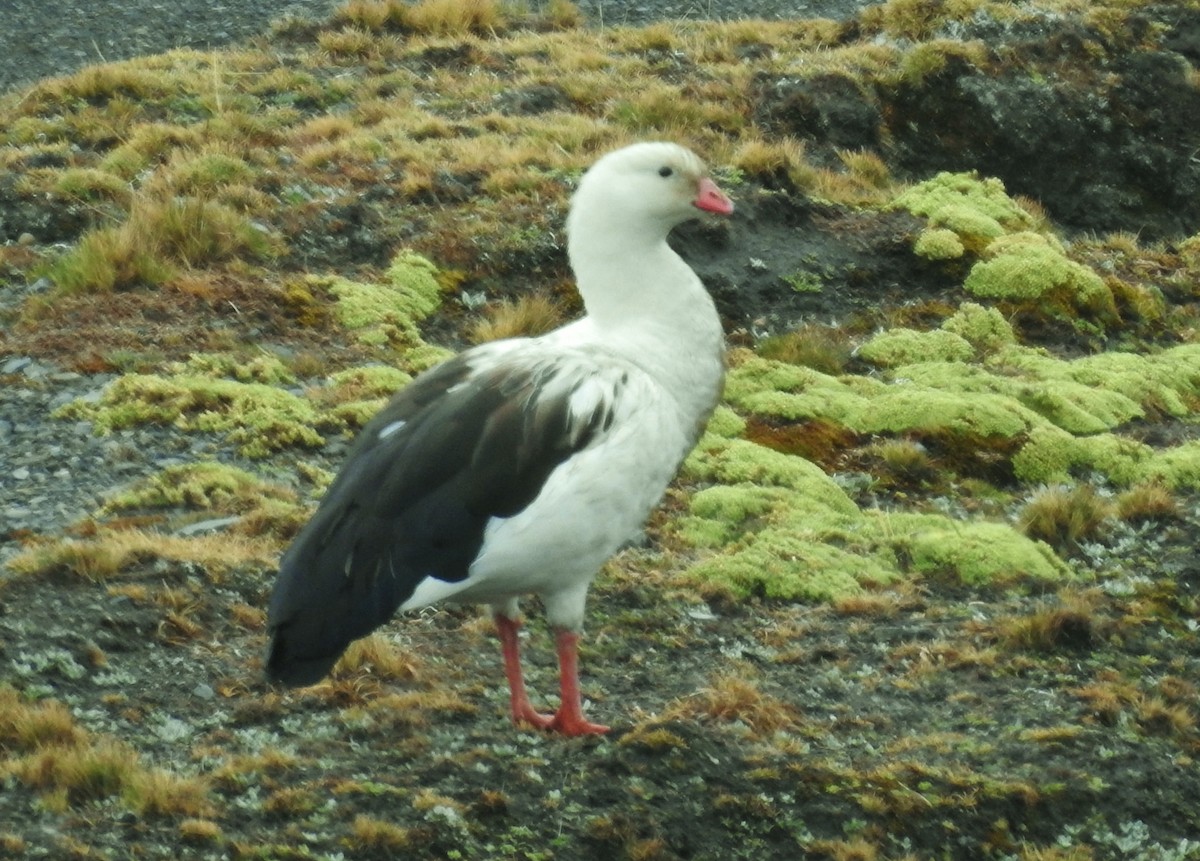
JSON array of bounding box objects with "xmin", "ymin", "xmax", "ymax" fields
[{"xmin": 2, "ymin": 1, "xmax": 1200, "ymax": 860}]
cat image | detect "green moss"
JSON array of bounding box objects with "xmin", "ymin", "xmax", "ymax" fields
[
  {"xmin": 913, "ymin": 227, "xmax": 965, "ymax": 260},
  {"xmin": 1140, "ymin": 441, "xmax": 1200, "ymax": 489},
  {"xmin": 1011, "ymin": 425, "xmax": 1152, "ymax": 486},
  {"xmin": 181, "ymin": 352, "xmax": 295, "ymax": 385},
  {"xmin": 684, "ymin": 531, "xmax": 888, "ymax": 602},
  {"xmin": 885, "ymin": 513, "xmax": 1073, "ymax": 585},
  {"xmin": 733, "ymin": 334, "xmax": 1200, "ymax": 473},
  {"xmin": 398, "ymin": 343, "xmax": 456, "ymax": 373},
  {"xmin": 676, "ymin": 436, "xmax": 1066, "ymax": 598},
  {"xmin": 325, "ymin": 251, "xmax": 445, "ymax": 349},
  {"xmin": 941, "ymin": 302, "xmax": 1015, "ymax": 354},
  {"xmin": 674, "ymin": 484, "xmax": 793, "ymax": 548},
  {"xmin": 964, "ymin": 233, "xmax": 1116, "ymax": 324},
  {"xmin": 683, "ymin": 436, "xmax": 858, "ymax": 513},
  {"xmin": 57, "ymin": 373, "xmax": 324, "ymax": 458},
  {"xmin": 858, "ymin": 328, "xmax": 974, "ymax": 367},
  {"xmin": 325, "ymin": 365, "xmax": 412, "ymax": 401},
  {"xmin": 102, "ymin": 462, "xmax": 294, "ymax": 514},
  {"xmin": 891, "ymin": 172, "xmax": 1033, "ymax": 253},
  {"xmin": 704, "ymin": 405, "xmax": 748, "ymax": 440},
  {"xmin": 850, "ymin": 384, "xmax": 1035, "ymax": 437}
]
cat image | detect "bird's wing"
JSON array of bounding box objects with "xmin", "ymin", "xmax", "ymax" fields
[{"xmin": 266, "ymin": 347, "xmax": 624, "ymax": 685}]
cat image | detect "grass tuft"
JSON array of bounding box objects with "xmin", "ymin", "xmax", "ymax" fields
[
  {"xmin": 404, "ymin": 0, "xmax": 506, "ymax": 35},
  {"xmin": 1017, "ymin": 484, "xmax": 1114, "ymax": 551},
  {"xmin": 469, "ymin": 293, "xmax": 567, "ymax": 343},
  {"xmin": 663, "ymin": 670, "xmax": 800, "ymax": 735}
]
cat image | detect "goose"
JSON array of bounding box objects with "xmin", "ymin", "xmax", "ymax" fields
[{"xmin": 265, "ymin": 141, "xmax": 734, "ymax": 735}]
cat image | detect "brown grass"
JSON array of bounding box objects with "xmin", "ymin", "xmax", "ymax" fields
[
  {"xmin": 5, "ymin": 529, "xmax": 279, "ymax": 585},
  {"xmin": 663, "ymin": 670, "xmax": 801, "ymax": 735},
  {"xmin": 1, "ymin": 688, "xmax": 211, "ymax": 817},
  {"xmin": 469, "ymin": 293, "xmax": 568, "ymax": 343}
]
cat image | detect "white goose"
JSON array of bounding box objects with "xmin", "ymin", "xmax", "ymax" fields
[{"xmin": 266, "ymin": 142, "xmax": 734, "ymax": 735}]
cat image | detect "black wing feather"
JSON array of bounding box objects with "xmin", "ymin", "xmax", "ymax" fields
[{"xmin": 265, "ymin": 354, "xmax": 614, "ymax": 686}]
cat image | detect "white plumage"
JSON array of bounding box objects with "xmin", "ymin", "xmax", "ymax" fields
[{"xmin": 267, "ymin": 141, "xmax": 733, "ymax": 735}]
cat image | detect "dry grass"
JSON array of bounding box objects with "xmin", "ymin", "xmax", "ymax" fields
[
  {"xmin": 1018, "ymin": 484, "xmax": 1114, "ymax": 550},
  {"xmin": 332, "ymin": 632, "xmax": 422, "ymax": 682},
  {"xmin": 1115, "ymin": 481, "xmax": 1181, "ymax": 522},
  {"xmin": 46, "ymin": 193, "xmax": 281, "ymax": 294},
  {"xmin": 4, "ymin": 529, "xmax": 279, "ymax": 585},
  {"xmin": 404, "ymin": 0, "xmax": 507, "ymax": 35},
  {"xmin": 0, "ymin": 687, "xmax": 211, "ymax": 817},
  {"xmin": 663, "ymin": 670, "xmax": 801, "ymax": 735},
  {"xmin": 469, "ymin": 293, "xmax": 568, "ymax": 343},
  {"xmin": 758, "ymin": 322, "xmax": 854, "ymax": 374},
  {"xmin": 352, "ymin": 814, "xmax": 415, "ymax": 850}
]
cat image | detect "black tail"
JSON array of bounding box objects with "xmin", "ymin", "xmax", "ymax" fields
[{"xmin": 264, "ymin": 498, "xmax": 419, "ymax": 687}]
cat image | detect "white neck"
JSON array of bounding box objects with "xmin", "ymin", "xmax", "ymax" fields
[{"xmin": 566, "ymin": 220, "xmax": 726, "ymax": 440}]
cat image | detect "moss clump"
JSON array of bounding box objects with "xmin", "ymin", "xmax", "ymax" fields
[
  {"xmin": 705, "ymin": 405, "xmax": 748, "ymax": 440},
  {"xmin": 892, "ymin": 171, "xmax": 1034, "ymax": 254},
  {"xmin": 684, "ymin": 436, "xmax": 858, "ymax": 512},
  {"xmin": 684, "ymin": 529, "xmax": 892, "ymax": 602},
  {"xmin": 57, "ymin": 373, "xmax": 324, "ymax": 457},
  {"xmin": 326, "ymin": 364, "xmax": 411, "ymax": 397},
  {"xmin": 1012, "ymin": 426, "xmax": 1150, "ymax": 486},
  {"xmin": 964, "ymin": 233, "xmax": 1116, "ymax": 325},
  {"xmin": 674, "ymin": 484, "xmax": 794, "ymax": 548},
  {"xmin": 677, "ymin": 435, "xmax": 1066, "ymax": 599},
  {"xmin": 913, "ymin": 227, "xmax": 965, "ymax": 260},
  {"xmin": 180, "ymin": 352, "xmax": 296, "ymax": 385},
  {"xmin": 102, "ymin": 462, "xmax": 295, "ymax": 514},
  {"xmin": 883, "ymin": 513, "xmax": 1073, "ymax": 585},
  {"xmin": 941, "ymin": 302, "xmax": 1015, "ymax": 354},
  {"xmin": 325, "ymin": 251, "xmax": 445, "ymax": 348},
  {"xmin": 858, "ymin": 328, "xmax": 974, "ymax": 367}
]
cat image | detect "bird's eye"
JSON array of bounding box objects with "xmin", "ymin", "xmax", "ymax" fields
[{"xmin": 658, "ymin": 166, "xmax": 674, "ymax": 178}]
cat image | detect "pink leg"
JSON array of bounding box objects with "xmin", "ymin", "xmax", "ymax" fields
[
  {"xmin": 494, "ymin": 616, "xmax": 609, "ymax": 736},
  {"xmin": 548, "ymin": 629, "xmax": 609, "ymax": 736},
  {"xmin": 495, "ymin": 613, "xmax": 554, "ymax": 730}
]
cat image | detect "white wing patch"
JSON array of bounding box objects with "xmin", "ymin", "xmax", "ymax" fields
[{"xmin": 378, "ymin": 419, "xmax": 407, "ymax": 439}]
